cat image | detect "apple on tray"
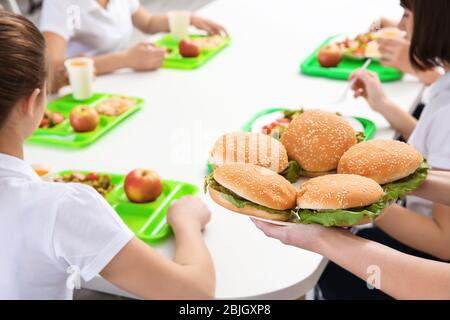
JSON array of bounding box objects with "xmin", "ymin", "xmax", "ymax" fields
[
  {"xmin": 179, "ymin": 39, "xmax": 201, "ymax": 58},
  {"xmin": 70, "ymin": 105, "xmax": 100, "ymax": 133},
  {"xmin": 317, "ymin": 44, "xmax": 343, "ymax": 68},
  {"xmin": 124, "ymin": 169, "xmax": 163, "ymax": 203}
]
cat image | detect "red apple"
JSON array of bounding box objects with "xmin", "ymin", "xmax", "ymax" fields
[
  {"xmin": 124, "ymin": 169, "xmax": 163, "ymax": 203},
  {"xmin": 179, "ymin": 39, "xmax": 201, "ymax": 58},
  {"xmin": 317, "ymin": 44, "xmax": 343, "ymax": 68},
  {"xmin": 70, "ymin": 105, "xmax": 99, "ymax": 133}
]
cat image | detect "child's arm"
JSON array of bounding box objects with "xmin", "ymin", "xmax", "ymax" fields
[
  {"xmin": 100, "ymin": 196, "xmax": 215, "ymax": 300},
  {"xmin": 131, "ymin": 6, "xmax": 227, "ymax": 36},
  {"xmin": 412, "ymin": 171, "xmax": 450, "ymax": 205},
  {"xmin": 253, "ymin": 221, "xmax": 450, "ymax": 300},
  {"xmin": 351, "ymin": 69, "xmax": 417, "ymax": 139},
  {"xmin": 43, "ymin": 32, "xmax": 166, "ymax": 93},
  {"xmin": 375, "ymin": 203, "xmax": 450, "ymax": 260}
]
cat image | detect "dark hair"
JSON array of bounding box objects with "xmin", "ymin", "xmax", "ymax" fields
[
  {"xmin": 401, "ymin": 0, "xmax": 450, "ymax": 70},
  {"xmin": 0, "ymin": 11, "xmax": 47, "ymax": 128}
]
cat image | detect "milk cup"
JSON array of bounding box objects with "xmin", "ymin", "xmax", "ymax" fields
[
  {"xmin": 168, "ymin": 11, "xmax": 191, "ymax": 41},
  {"xmin": 64, "ymin": 57, "xmax": 94, "ymax": 101}
]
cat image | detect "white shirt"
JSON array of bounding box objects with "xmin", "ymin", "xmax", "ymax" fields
[
  {"xmin": 407, "ymin": 71, "xmax": 450, "ymax": 216},
  {"xmin": 0, "ymin": 153, "xmax": 134, "ymax": 300},
  {"xmin": 40, "ymin": 0, "xmax": 141, "ymax": 57}
]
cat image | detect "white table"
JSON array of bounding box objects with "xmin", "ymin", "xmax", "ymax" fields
[{"xmin": 25, "ymin": 0, "xmax": 423, "ymax": 299}]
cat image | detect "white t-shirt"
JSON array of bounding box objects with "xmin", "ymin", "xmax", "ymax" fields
[
  {"xmin": 0, "ymin": 153, "xmax": 134, "ymax": 299},
  {"xmin": 40, "ymin": 0, "xmax": 141, "ymax": 57},
  {"xmin": 407, "ymin": 71, "xmax": 450, "ymax": 216}
]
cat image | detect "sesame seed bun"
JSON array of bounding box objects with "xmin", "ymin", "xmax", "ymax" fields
[
  {"xmin": 213, "ymin": 163, "xmax": 297, "ymax": 211},
  {"xmin": 209, "ymin": 132, "xmax": 289, "ymax": 173},
  {"xmin": 280, "ymin": 110, "xmax": 357, "ymax": 173},
  {"xmin": 297, "ymin": 174, "xmax": 384, "ymax": 210},
  {"xmin": 208, "ymin": 187, "xmax": 290, "ymax": 221},
  {"xmin": 338, "ymin": 140, "xmax": 424, "ymax": 184}
]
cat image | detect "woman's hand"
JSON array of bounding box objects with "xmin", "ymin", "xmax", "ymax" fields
[
  {"xmin": 369, "ymin": 17, "xmax": 398, "ymax": 32},
  {"xmin": 252, "ymin": 219, "xmax": 328, "ymax": 253},
  {"xmin": 378, "ymin": 37, "xmax": 412, "ymax": 73},
  {"xmin": 167, "ymin": 196, "xmax": 212, "ymax": 232},
  {"xmin": 124, "ymin": 42, "xmax": 166, "ymax": 71},
  {"xmin": 351, "ymin": 69, "xmax": 391, "ymax": 113},
  {"xmin": 191, "ymin": 15, "xmax": 228, "ymax": 36}
]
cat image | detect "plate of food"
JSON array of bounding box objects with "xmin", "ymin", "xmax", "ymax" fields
[
  {"xmin": 205, "ymin": 118, "xmax": 429, "ymax": 227},
  {"xmin": 155, "ymin": 34, "xmax": 231, "ymax": 70},
  {"xmin": 300, "ymin": 31, "xmax": 404, "ymax": 82},
  {"xmin": 48, "ymin": 169, "xmax": 199, "ymax": 243},
  {"xmin": 28, "ymin": 93, "xmax": 143, "ymax": 149}
]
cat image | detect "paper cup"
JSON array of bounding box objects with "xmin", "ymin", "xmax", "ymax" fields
[
  {"xmin": 168, "ymin": 11, "xmax": 191, "ymax": 41},
  {"xmin": 64, "ymin": 57, "xmax": 94, "ymax": 101}
]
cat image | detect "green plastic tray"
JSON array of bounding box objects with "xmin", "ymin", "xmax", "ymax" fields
[
  {"xmin": 27, "ymin": 93, "xmax": 143, "ymax": 149},
  {"xmin": 300, "ymin": 35, "xmax": 403, "ymax": 82},
  {"xmin": 155, "ymin": 34, "xmax": 231, "ymax": 70},
  {"xmin": 53, "ymin": 170, "xmax": 199, "ymax": 244}
]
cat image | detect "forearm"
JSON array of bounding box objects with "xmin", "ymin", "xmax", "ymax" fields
[
  {"xmin": 317, "ymin": 229, "xmax": 450, "ymax": 299},
  {"xmin": 412, "ymin": 171, "xmax": 450, "ymax": 205},
  {"xmin": 141, "ymin": 15, "xmax": 170, "ymax": 34},
  {"xmin": 378, "ymin": 99, "xmax": 417, "ymax": 139},
  {"xmin": 92, "ymin": 52, "xmax": 128, "ymax": 75},
  {"xmin": 172, "ymin": 224, "xmax": 215, "ymax": 296},
  {"xmin": 376, "ymin": 205, "xmax": 450, "ymax": 260}
]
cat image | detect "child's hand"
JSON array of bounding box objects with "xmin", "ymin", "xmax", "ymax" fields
[
  {"xmin": 125, "ymin": 42, "xmax": 166, "ymax": 71},
  {"xmin": 191, "ymin": 15, "xmax": 228, "ymax": 36},
  {"xmin": 167, "ymin": 196, "xmax": 212, "ymax": 231},
  {"xmin": 350, "ymin": 69, "xmax": 390, "ymax": 113},
  {"xmin": 252, "ymin": 219, "xmax": 326, "ymax": 253},
  {"xmin": 369, "ymin": 17, "xmax": 398, "ymax": 32},
  {"xmin": 379, "ymin": 37, "xmax": 412, "ymax": 73}
]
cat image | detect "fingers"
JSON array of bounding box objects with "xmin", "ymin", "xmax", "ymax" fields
[{"xmin": 252, "ymin": 219, "xmax": 289, "ymax": 243}]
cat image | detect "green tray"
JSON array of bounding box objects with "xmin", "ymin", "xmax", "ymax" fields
[
  {"xmin": 300, "ymin": 35, "xmax": 403, "ymax": 82},
  {"xmin": 27, "ymin": 93, "xmax": 143, "ymax": 149},
  {"xmin": 155, "ymin": 34, "xmax": 230, "ymax": 70},
  {"xmin": 54, "ymin": 170, "xmax": 199, "ymax": 244}
]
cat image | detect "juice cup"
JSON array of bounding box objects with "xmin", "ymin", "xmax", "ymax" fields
[
  {"xmin": 168, "ymin": 11, "xmax": 191, "ymax": 41},
  {"xmin": 64, "ymin": 57, "xmax": 94, "ymax": 101}
]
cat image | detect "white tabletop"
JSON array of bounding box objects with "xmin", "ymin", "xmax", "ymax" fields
[{"xmin": 25, "ymin": 0, "xmax": 423, "ymax": 299}]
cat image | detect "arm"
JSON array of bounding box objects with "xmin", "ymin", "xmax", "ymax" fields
[
  {"xmin": 43, "ymin": 32, "xmax": 69, "ymax": 94},
  {"xmin": 412, "ymin": 171, "xmax": 450, "ymax": 205},
  {"xmin": 376, "ymin": 203, "xmax": 450, "ymax": 260},
  {"xmin": 254, "ymin": 221, "xmax": 450, "ymax": 300},
  {"xmin": 100, "ymin": 196, "xmax": 215, "ymax": 300},
  {"xmin": 352, "ymin": 70, "xmax": 417, "ymax": 139},
  {"xmin": 132, "ymin": 6, "xmax": 227, "ymax": 35}
]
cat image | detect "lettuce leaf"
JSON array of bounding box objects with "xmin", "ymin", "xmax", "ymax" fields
[
  {"xmin": 382, "ymin": 161, "xmax": 429, "ymax": 199},
  {"xmin": 280, "ymin": 161, "xmax": 306, "ymax": 183}
]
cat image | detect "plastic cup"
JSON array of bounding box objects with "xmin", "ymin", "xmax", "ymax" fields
[
  {"xmin": 168, "ymin": 11, "xmax": 191, "ymax": 41},
  {"xmin": 376, "ymin": 27, "xmax": 406, "ymax": 40},
  {"xmin": 64, "ymin": 57, "xmax": 94, "ymax": 101}
]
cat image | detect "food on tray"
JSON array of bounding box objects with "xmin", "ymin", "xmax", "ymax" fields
[
  {"xmin": 317, "ymin": 44, "xmax": 343, "ymax": 68},
  {"xmin": 295, "ymin": 174, "xmax": 391, "ymax": 227},
  {"xmin": 70, "ymin": 105, "xmax": 99, "ymax": 133},
  {"xmin": 32, "ymin": 163, "xmax": 51, "ymax": 177},
  {"xmin": 334, "ymin": 32, "xmax": 383, "ymax": 59},
  {"xmin": 124, "ymin": 169, "xmax": 163, "ymax": 203},
  {"xmin": 279, "ymin": 110, "xmax": 357, "ymax": 182},
  {"xmin": 191, "ymin": 36, "xmax": 224, "ymax": 50},
  {"xmin": 54, "ymin": 172, "xmax": 114, "ymax": 197},
  {"xmin": 179, "ymin": 39, "xmax": 201, "ymax": 58},
  {"xmin": 209, "ymin": 132, "xmax": 289, "ymax": 173},
  {"xmin": 338, "ymin": 140, "xmax": 429, "ymax": 198},
  {"xmin": 205, "ymin": 163, "xmax": 297, "ymax": 222},
  {"xmin": 95, "ymin": 96, "xmax": 136, "ymax": 116},
  {"xmin": 39, "ymin": 111, "xmax": 65, "ymax": 129}
]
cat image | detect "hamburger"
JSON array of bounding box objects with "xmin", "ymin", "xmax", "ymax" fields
[
  {"xmin": 294, "ymin": 174, "xmax": 391, "ymax": 227},
  {"xmin": 205, "ymin": 163, "xmax": 297, "ymax": 221},
  {"xmin": 209, "ymin": 132, "xmax": 289, "ymax": 173},
  {"xmin": 338, "ymin": 140, "xmax": 429, "ymax": 198},
  {"xmin": 280, "ymin": 110, "xmax": 357, "ymax": 181}
]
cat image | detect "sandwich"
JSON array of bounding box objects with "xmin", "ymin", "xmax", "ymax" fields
[
  {"xmin": 280, "ymin": 110, "xmax": 357, "ymax": 181},
  {"xmin": 337, "ymin": 140, "xmax": 429, "ymax": 199},
  {"xmin": 294, "ymin": 174, "xmax": 391, "ymax": 227},
  {"xmin": 209, "ymin": 132, "xmax": 289, "ymax": 173},
  {"xmin": 205, "ymin": 163, "xmax": 297, "ymax": 221}
]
